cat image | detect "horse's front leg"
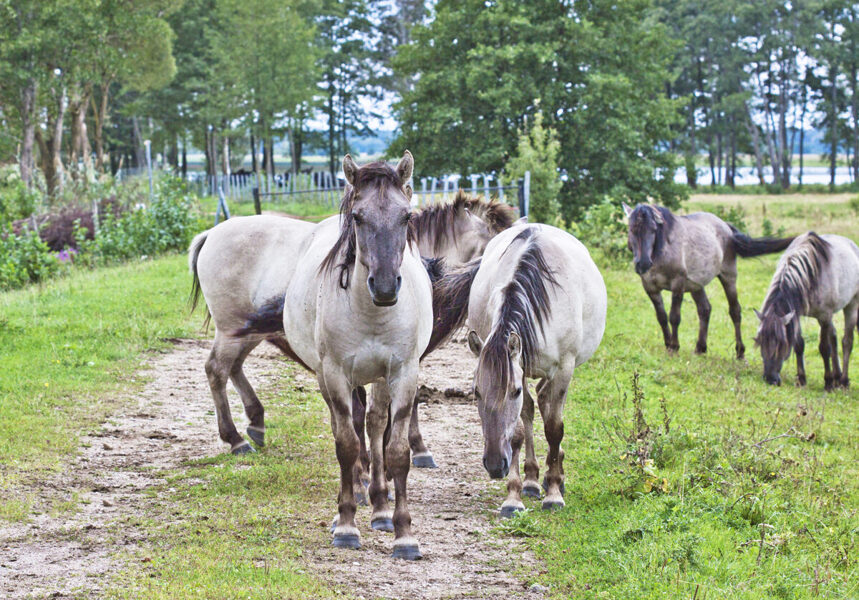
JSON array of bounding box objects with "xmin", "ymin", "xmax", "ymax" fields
[
  {"xmin": 668, "ymin": 282, "xmax": 684, "ymax": 353},
  {"xmin": 795, "ymin": 335, "xmax": 807, "ymax": 387},
  {"xmin": 409, "ymin": 394, "xmax": 437, "ymax": 468},
  {"xmin": 384, "ymin": 370, "xmax": 422, "ymax": 560},
  {"xmin": 690, "ymin": 288, "xmax": 711, "ymax": 355},
  {"xmin": 645, "ymin": 288, "xmax": 671, "ymax": 350},
  {"xmin": 500, "ymin": 418, "xmax": 526, "ymax": 517},
  {"xmin": 537, "ymin": 368, "xmax": 573, "ymax": 511},
  {"xmin": 520, "ymin": 382, "xmax": 540, "ymax": 498},
  {"xmin": 818, "ymin": 319, "xmax": 836, "ymax": 391},
  {"xmin": 839, "ymin": 302, "xmax": 857, "ymax": 388},
  {"xmin": 318, "ymin": 368, "xmax": 362, "ymax": 549}
]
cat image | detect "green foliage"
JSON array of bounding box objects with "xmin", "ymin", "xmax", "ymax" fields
[
  {"xmin": 0, "ymin": 225, "xmax": 58, "ymax": 290},
  {"xmin": 711, "ymin": 204, "xmax": 749, "ymax": 232},
  {"xmin": 566, "ymin": 197, "xmax": 630, "ymax": 266},
  {"xmin": 505, "ymin": 112, "xmax": 561, "ymax": 224},
  {"xmin": 849, "ymin": 195, "xmax": 859, "ymax": 215},
  {"xmin": 0, "ymin": 165, "xmax": 39, "ymax": 223}
]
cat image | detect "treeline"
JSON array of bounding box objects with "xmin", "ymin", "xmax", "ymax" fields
[{"xmin": 1, "ymin": 0, "xmax": 857, "ymax": 216}]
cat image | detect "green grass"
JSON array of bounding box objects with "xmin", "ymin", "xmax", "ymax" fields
[
  {"xmin": 0, "ymin": 255, "xmax": 199, "ymax": 495},
  {"xmin": 518, "ymin": 197, "xmax": 859, "ymax": 598}
]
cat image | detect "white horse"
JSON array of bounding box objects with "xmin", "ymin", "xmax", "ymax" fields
[
  {"xmin": 447, "ymin": 224, "xmax": 606, "ymax": 514},
  {"xmin": 278, "ymin": 152, "xmax": 431, "ymax": 560}
]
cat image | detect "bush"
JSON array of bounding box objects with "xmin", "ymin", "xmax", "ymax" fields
[
  {"xmin": 0, "ymin": 165, "xmax": 39, "ymax": 224},
  {"xmin": 0, "ymin": 225, "xmax": 58, "ymax": 290},
  {"xmin": 567, "ymin": 197, "xmax": 630, "ymax": 266},
  {"xmin": 505, "ymin": 111, "xmax": 562, "ymax": 224}
]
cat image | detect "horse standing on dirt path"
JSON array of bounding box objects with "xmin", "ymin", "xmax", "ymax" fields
[
  {"xmin": 754, "ymin": 232, "xmax": 859, "ymax": 389},
  {"xmin": 623, "ymin": 203, "xmax": 794, "ymax": 358},
  {"xmin": 188, "ymin": 189, "xmax": 511, "ymax": 457},
  {"xmin": 436, "ymin": 224, "xmax": 606, "ymax": 515}
]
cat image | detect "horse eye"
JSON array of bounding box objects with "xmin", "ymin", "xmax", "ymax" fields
[
  {"xmin": 513, "ymin": 387, "xmax": 522, "ymax": 398},
  {"xmin": 351, "ymin": 212, "xmax": 362, "ymax": 225},
  {"xmin": 402, "ymin": 213, "xmax": 412, "ymax": 225}
]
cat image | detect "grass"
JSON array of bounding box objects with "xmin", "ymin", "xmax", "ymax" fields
[
  {"xmin": 196, "ymin": 193, "xmax": 338, "ymax": 221},
  {"xmin": 515, "ymin": 195, "xmax": 859, "ymax": 599}
]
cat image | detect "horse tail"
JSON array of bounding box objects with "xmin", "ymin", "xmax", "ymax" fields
[
  {"xmin": 188, "ymin": 231, "xmax": 212, "ymax": 330},
  {"xmin": 234, "ymin": 296, "xmax": 285, "ymax": 337},
  {"xmin": 422, "ymin": 258, "xmax": 481, "ymax": 359},
  {"xmin": 731, "ymin": 227, "xmax": 795, "ymax": 258}
]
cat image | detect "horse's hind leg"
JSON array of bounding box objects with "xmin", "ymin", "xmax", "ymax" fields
[
  {"xmin": 351, "ymin": 387, "xmax": 370, "ymax": 505},
  {"xmin": 521, "ymin": 382, "xmax": 540, "ymax": 498},
  {"xmin": 500, "ymin": 418, "xmax": 526, "ymax": 518},
  {"xmin": 228, "ymin": 340, "xmax": 264, "ymax": 447},
  {"xmin": 206, "ymin": 332, "xmax": 253, "ymax": 454},
  {"xmin": 718, "ymin": 272, "xmax": 745, "ymax": 359},
  {"xmin": 839, "ymin": 302, "xmax": 857, "ymax": 388},
  {"xmin": 818, "ymin": 319, "xmax": 837, "ymax": 391},
  {"xmin": 691, "ymin": 289, "xmax": 711, "ymax": 354},
  {"xmin": 366, "ymin": 383, "xmax": 393, "ymax": 531},
  {"xmin": 409, "ymin": 394, "xmax": 437, "ymax": 468},
  {"xmin": 537, "ymin": 368, "xmax": 573, "ymax": 511},
  {"xmin": 646, "ymin": 289, "xmax": 672, "ymax": 350}
]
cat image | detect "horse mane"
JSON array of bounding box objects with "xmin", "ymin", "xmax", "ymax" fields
[
  {"xmin": 481, "ymin": 227, "xmax": 558, "ymax": 402},
  {"xmin": 629, "ymin": 204, "xmax": 676, "ymax": 258},
  {"xmin": 411, "ymin": 190, "xmax": 516, "ymax": 254},
  {"xmin": 319, "ymin": 161, "xmax": 412, "ymax": 289}
]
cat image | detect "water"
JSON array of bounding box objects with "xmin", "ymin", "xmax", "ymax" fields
[{"xmin": 674, "ymin": 165, "xmax": 855, "ymax": 187}]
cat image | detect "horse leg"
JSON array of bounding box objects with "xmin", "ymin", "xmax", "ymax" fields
[
  {"xmin": 318, "ymin": 368, "xmax": 362, "ymax": 549},
  {"xmin": 537, "ymin": 368, "xmax": 573, "ymax": 511},
  {"xmin": 351, "ymin": 387, "xmax": 369, "ymax": 505},
  {"xmin": 818, "ymin": 320, "xmax": 836, "ymax": 391},
  {"xmin": 718, "ymin": 272, "xmax": 745, "ymax": 359},
  {"xmin": 366, "ymin": 383, "xmax": 393, "ymax": 531},
  {"xmin": 829, "ymin": 325, "xmax": 842, "ymax": 384},
  {"xmin": 228, "ymin": 340, "xmax": 264, "ymax": 447},
  {"xmin": 668, "ymin": 286, "xmax": 684, "ymax": 352},
  {"xmin": 840, "ymin": 302, "xmax": 859, "ymax": 388},
  {"xmin": 385, "ymin": 372, "xmax": 422, "ymax": 560},
  {"xmin": 795, "ymin": 335, "xmax": 807, "ymax": 387},
  {"xmin": 409, "ymin": 394, "xmax": 437, "ymax": 468},
  {"xmin": 646, "ymin": 289, "xmax": 672, "ymax": 350},
  {"xmin": 521, "ymin": 382, "xmax": 540, "ymax": 498},
  {"xmin": 691, "ymin": 289, "xmax": 711, "ymax": 355},
  {"xmin": 206, "ymin": 332, "xmax": 253, "ymax": 454},
  {"xmin": 500, "ymin": 418, "xmax": 526, "ymax": 517}
]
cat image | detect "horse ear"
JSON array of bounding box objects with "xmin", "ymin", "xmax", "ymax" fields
[
  {"xmin": 650, "ymin": 205, "xmax": 664, "ymax": 224},
  {"xmin": 404, "ymin": 183, "xmax": 413, "ymax": 202},
  {"xmin": 514, "ymin": 216, "xmax": 528, "ymax": 225},
  {"xmin": 343, "ymin": 154, "xmax": 358, "ymax": 185},
  {"xmin": 396, "ymin": 150, "xmax": 414, "ymax": 184},
  {"xmin": 507, "ymin": 332, "xmax": 522, "ymax": 361},
  {"xmin": 622, "ymin": 202, "xmax": 633, "ymax": 218},
  {"xmin": 782, "ymin": 311, "xmax": 795, "ymax": 325},
  {"xmin": 754, "ymin": 308, "xmax": 763, "ymax": 321},
  {"xmin": 467, "ymin": 330, "xmax": 483, "ymax": 355}
]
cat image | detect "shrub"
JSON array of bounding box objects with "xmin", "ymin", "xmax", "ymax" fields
[
  {"xmin": 0, "ymin": 225, "xmax": 58, "ymax": 290},
  {"xmin": 0, "ymin": 165, "xmax": 39, "ymax": 224},
  {"xmin": 505, "ymin": 111, "xmax": 562, "ymax": 224},
  {"xmin": 567, "ymin": 197, "xmax": 630, "ymax": 266}
]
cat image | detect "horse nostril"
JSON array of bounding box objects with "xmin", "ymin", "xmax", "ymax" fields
[
  {"xmin": 396, "ymin": 276, "xmax": 402, "ymax": 292},
  {"xmin": 501, "ymin": 457, "xmax": 509, "ymax": 478},
  {"xmin": 368, "ymin": 276, "xmax": 375, "ymax": 291}
]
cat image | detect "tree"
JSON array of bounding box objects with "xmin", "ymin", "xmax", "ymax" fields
[{"xmin": 505, "ymin": 111, "xmax": 560, "ymax": 224}]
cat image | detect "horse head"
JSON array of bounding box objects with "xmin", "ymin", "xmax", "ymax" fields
[
  {"xmin": 754, "ymin": 307, "xmax": 797, "ymax": 386},
  {"xmin": 623, "ymin": 203, "xmax": 667, "ymax": 275},
  {"xmin": 341, "ymin": 151, "xmax": 414, "ymax": 306}
]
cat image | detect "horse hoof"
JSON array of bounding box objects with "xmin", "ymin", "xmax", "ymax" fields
[
  {"xmin": 499, "ymin": 505, "xmax": 524, "ymax": 518},
  {"xmin": 796, "ymin": 376, "xmax": 807, "ymax": 387},
  {"xmin": 332, "ymin": 533, "xmax": 361, "ymax": 549},
  {"xmin": 521, "ymin": 484, "xmax": 541, "ymax": 499},
  {"xmin": 694, "ymin": 345, "xmax": 707, "ymax": 355},
  {"xmin": 246, "ymin": 427, "xmax": 265, "ymax": 447},
  {"xmin": 542, "ymin": 478, "xmax": 565, "ymax": 496},
  {"xmin": 542, "ymin": 500, "xmax": 565, "ymax": 511},
  {"xmin": 371, "ymin": 518, "xmax": 394, "ymax": 532},
  {"xmin": 231, "ymin": 442, "xmax": 255, "ymax": 456},
  {"xmin": 412, "ymin": 453, "xmax": 438, "ymax": 469},
  {"xmin": 330, "ymin": 516, "xmax": 339, "ymax": 533},
  {"xmin": 355, "ymin": 492, "xmax": 368, "ymax": 507},
  {"xmin": 392, "ymin": 544, "xmax": 422, "ymax": 561}
]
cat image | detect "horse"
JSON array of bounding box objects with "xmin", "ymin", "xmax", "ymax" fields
[
  {"xmin": 188, "ymin": 191, "xmax": 513, "ymax": 456},
  {"xmin": 754, "ymin": 232, "xmax": 859, "ymax": 389},
  {"xmin": 240, "ymin": 152, "xmax": 430, "ymax": 560},
  {"xmin": 437, "ymin": 224, "xmax": 606, "ymax": 515},
  {"xmin": 623, "ymin": 203, "xmax": 794, "ymax": 358}
]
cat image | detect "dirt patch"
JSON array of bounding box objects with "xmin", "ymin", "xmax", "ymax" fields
[{"xmin": 0, "ymin": 338, "xmax": 544, "ymax": 599}]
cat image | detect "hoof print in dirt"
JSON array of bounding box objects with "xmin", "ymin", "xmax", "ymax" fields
[
  {"xmin": 371, "ymin": 517, "xmax": 394, "ymax": 532},
  {"xmin": 231, "ymin": 442, "xmax": 255, "ymax": 456},
  {"xmin": 542, "ymin": 477, "xmax": 565, "ymax": 496},
  {"xmin": 246, "ymin": 427, "xmax": 265, "ymax": 447},
  {"xmin": 332, "ymin": 533, "xmax": 361, "ymax": 549},
  {"xmin": 392, "ymin": 543, "xmax": 422, "ymax": 561},
  {"xmin": 521, "ymin": 484, "xmax": 541, "ymax": 499},
  {"xmin": 412, "ymin": 453, "xmax": 438, "ymax": 468},
  {"xmin": 541, "ymin": 500, "xmax": 565, "ymax": 511},
  {"xmin": 499, "ymin": 505, "xmax": 524, "ymax": 518}
]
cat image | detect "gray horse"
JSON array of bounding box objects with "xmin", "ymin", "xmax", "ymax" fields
[
  {"xmin": 755, "ymin": 232, "xmax": 859, "ymax": 389},
  {"xmin": 623, "ymin": 203, "xmax": 793, "ymax": 358}
]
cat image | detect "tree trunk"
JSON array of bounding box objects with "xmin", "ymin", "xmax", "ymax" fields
[
  {"xmin": 68, "ymin": 86, "xmax": 92, "ymax": 180},
  {"xmin": 132, "ymin": 116, "xmax": 145, "ymax": 169},
  {"xmin": 746, "ymin": 104, "xmax": 766, "ymax": 186},
  {"xmin": 830, "ymin": 64, "xmax": 839, "ymax": 190},
  {"xmin": 250, "ymin": 132, "xmax": 258, "ymax": 173},
  {"xmin": 91, "ymin": 81, "xmax": 111, "ymax": 173},
  {"xmin": 36, "ymin": 86, "xmax": 68, "ymax": 197},
  {"xmin": 798, "ymin": 87, "xmax": 806, "ymax": 189},
  {"xmin": 850, "ymin": 21, "xmax": 859, "ymax": 183},
  {"xmin": 18, "ymin": 78, "xmax": 37, "ymax": 189},
  {"xmin": 327, "ymin": 71, "xmax": 337, "ymax": 179},
  {"xmin": 181, "ymin": 135, "xmax": 187, "ymax": 179}
]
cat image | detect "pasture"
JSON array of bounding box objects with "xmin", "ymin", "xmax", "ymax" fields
[{"xmin": 0, "ymin": 193, "xmax": 857, "ymax": 599}]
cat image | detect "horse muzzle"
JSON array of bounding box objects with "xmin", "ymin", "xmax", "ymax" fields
[
  {"xmin": 764, "ymin": 373, "xmax": 782, "ymax": 386},
  {"xmin": 634, "ymin": 259, "xmax": 652, "ymax": 275},
  {"xmin": 367, "ymin": 275, "xmax": 402, "ymax": 307}
]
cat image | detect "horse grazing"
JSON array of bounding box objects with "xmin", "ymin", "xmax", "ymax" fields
[
  {"xmin": 754, "ymin": 232, "xmax": 859, "ymax": 389},
  {"xmin": 270, "ymin": 152, "xmax": 430, "ymax": 560},
  {"xmin": 623, "ymin": 203, "xmax": 794, "ymax": 358},
  {"xmin": 438, "ymin": 224, "xmax": 606, "ymax": 514}
]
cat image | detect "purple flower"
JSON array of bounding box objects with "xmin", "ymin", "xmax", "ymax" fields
[{"xmin": 56, "ymin": 248, "xmax": 78, "ymax": 263}]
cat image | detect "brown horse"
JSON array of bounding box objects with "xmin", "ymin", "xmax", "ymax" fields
[{"xmin": 623, "ymin": 203, "xmax": 793, "ymax": 358}]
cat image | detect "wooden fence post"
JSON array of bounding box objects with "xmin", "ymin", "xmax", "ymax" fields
[{"xmin": 252, "ymin": 187, "xmax": 261, "ymax": 215}]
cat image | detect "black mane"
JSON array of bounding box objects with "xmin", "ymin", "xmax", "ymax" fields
[
  {"xmin": 411, "ymin": 190, "xmax": 515, "ymax": 254},
  {"xmin": 481, "ymin": 227, "xmax": 558, "ymax": 399},
  {"xmin": 628, "ymin": 204, "xmax": 676, "ymax": 259}
]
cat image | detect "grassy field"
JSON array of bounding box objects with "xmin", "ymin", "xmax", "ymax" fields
[{"xmin": 1, "ymin": 192, "xmax": 857, "ymax": 598}]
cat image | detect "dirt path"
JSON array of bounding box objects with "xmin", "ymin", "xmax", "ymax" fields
[{"xmin": 0, "ymin": 338, "xmax": 543, "ymax": 599}]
